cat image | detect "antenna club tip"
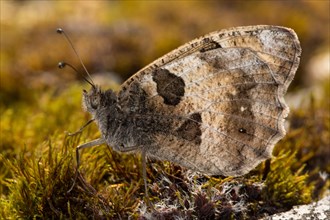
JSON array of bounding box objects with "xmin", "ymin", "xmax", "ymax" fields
[
  {"xmin": 58, "ymin": 62, "xmax": 66, "ymax": 69},
  {"xmin": 56, "ymin": 28, "xmax": 64, "ymax": 34}
]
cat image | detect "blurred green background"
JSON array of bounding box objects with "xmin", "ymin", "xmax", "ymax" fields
[
  {"xmin": 0, "ymin": 1, "xmax": 329, "ymax": 219},
  {"xmin": 1, "ymin": 1, "xmax": 329, "ymax": 104}
]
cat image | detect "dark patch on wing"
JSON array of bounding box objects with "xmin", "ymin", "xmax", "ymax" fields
[
  {"xmin": 176, "ymin": 113, "xmax": 202, "ymax": 145},
  {"xmin": 200, "ymin": 38, "xmax": 222, "ymax": 52},
  {"xmin": 198, "ymin": 51, "xmax": 227, "ymax": 70},
  {"xmin": 152, "ymin": 68, "xmax": 185, "ymax": 106}
]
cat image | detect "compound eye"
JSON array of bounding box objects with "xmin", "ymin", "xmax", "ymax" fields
[{"xmin": 90, "ymin": 96, "xmax": 99, "ymax": 109}]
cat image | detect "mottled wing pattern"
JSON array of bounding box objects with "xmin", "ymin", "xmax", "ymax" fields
[{"xmin": 119, "ymin": 25, "xmax": 301, "ymax": 176}]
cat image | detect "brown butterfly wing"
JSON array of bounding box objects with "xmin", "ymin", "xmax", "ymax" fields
[{"xmin": 118, "ymin": 25, "xmax": 301, "ymax": 176}]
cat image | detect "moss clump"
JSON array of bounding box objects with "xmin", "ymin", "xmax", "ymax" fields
[
  {"xmin": 262, "ymin": 151, "xmax": 313, "ymax": 208},
  {"xmin": 1, "ymin": 133, "xmax": 114, "ymax": 219},
  {"xmin": 1, "ymin": 82, "xmax": 329, "ymax": 219}
]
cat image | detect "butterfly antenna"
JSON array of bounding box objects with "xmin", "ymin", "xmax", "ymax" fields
[
  {"xmin": 58, "ymin": 62, "xmax": 95, "ymax": 88},
  {"xmin": 56, "ymin": 28, "xmax": 95, "ymax": 87}
]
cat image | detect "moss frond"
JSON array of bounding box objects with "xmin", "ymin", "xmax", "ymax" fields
[{"xmin": 262, "ymin": 151, "xmax": 314, "ymax": 208}]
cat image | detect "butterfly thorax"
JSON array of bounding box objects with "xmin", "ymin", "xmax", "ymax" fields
[
  {"xmin": 83, "ymin": 85, "xmax": 156, "ymax": 152},
  {"xmin": 82, "ymin": 87, "xmax": 123, "ymax": 149}
]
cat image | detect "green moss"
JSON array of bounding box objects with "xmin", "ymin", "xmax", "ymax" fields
[
  {"xmin": 1, "ymin": 135, "xmax": 114, "ymax": 219},
  {"xmin": 262, "ymin": 151, "xmax": 313, "ymax": 207},
  {"xmin": 1, "ymin": 82, "xmax": 329, "ymax": 219}
]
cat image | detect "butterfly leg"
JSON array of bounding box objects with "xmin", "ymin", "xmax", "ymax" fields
[
  {"xmin": 66, "ymin": 118, "xmax": 95, "ymax": 136},
  {"xmin": 112, "ymin": 145, "xmax": 152, "ymax": 207},
  {"xmin": 141, "ymin": 150, "xmax": 155, "ymax": 210},
  {"xmin": 67, "ymin": 138, "xmax": 106, "ymax": 193}
]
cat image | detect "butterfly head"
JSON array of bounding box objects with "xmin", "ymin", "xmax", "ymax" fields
[{"xmin": 82, "ymin": 86, "xmax": 117, "ymax": 116}]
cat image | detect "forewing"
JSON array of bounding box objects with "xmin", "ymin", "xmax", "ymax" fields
[{"xmin": 119, "ymin": 25, "xmax": 301, "ymax": 176}]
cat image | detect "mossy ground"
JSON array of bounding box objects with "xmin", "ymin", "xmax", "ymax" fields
[
  {"xmin": 1, "ymin": 1, "xmax": 329, "ymax": 219},
  {"xmin": 1, "ymin": 80, "xmax": 329, "ymax": 219}
]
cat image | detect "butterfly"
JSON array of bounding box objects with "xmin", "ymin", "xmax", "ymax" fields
[{"xmin": 60, "ymin": 25, "xmax": 301, "ymax": 195}]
